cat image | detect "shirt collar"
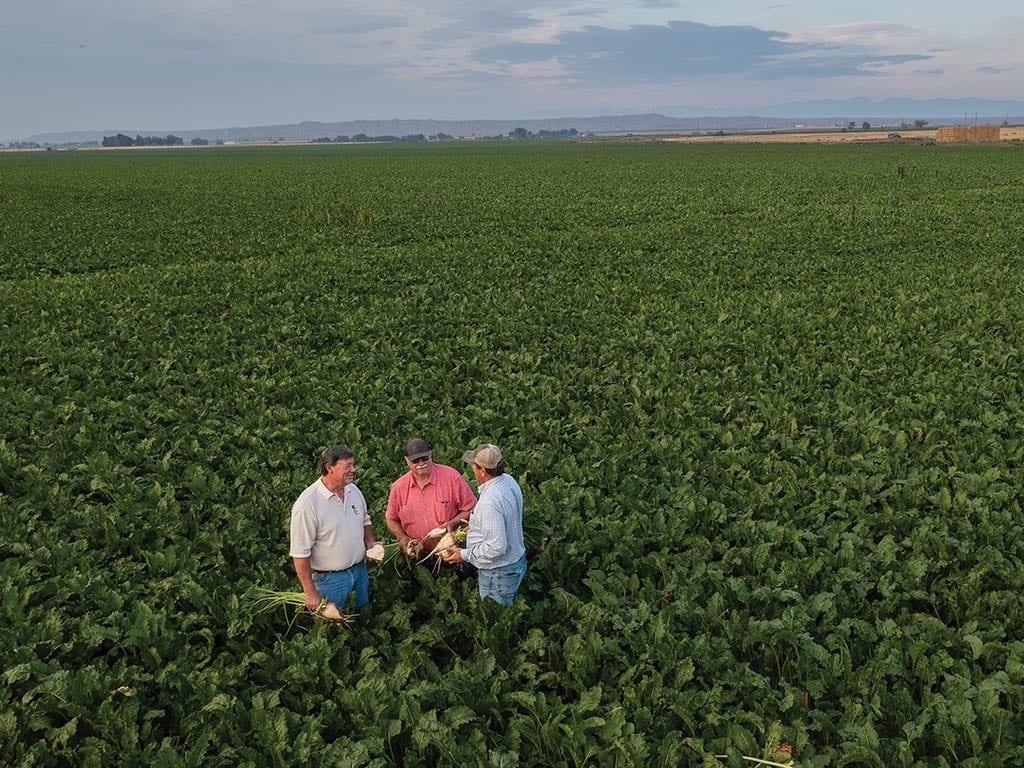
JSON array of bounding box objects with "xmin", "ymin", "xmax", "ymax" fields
[
  {"xmin": 317, "ymin": 478, "xmax": 346, "ymax": 500},
  {"xmin": 406, "ymin": 464, "xmax": 437, "ymax": 488}
]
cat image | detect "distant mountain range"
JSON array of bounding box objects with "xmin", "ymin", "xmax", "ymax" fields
[{"xmin": 17, "ymin": 98, "xmax": 1024, "ymax": 145}]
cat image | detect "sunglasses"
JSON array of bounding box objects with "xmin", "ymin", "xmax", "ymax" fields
[{"xmin": 410, "ymin": 455, "xmax": 431, "ymax": 464}]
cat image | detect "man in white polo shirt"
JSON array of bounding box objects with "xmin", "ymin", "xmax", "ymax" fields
[
  {"xmin": 290, "ymin": 444, "xmax": 380, "ymax": 612},
  {"xmin": 444, "ymin": 443, "xmax": 526, "ymax": 606}
]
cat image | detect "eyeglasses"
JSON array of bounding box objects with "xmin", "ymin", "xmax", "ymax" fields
[{"xmin": 410, "ymin": 455, "xmax": 431, "ymax": 464}]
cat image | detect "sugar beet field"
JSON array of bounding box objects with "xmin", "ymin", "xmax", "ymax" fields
[{"xmin": 3, "ymin": 141, "xmax": 1024, "ymax": 766}]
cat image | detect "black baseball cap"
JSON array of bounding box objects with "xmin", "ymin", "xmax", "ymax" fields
[{"xmin": 404, "ymin": 438, "xmax": 431, "ymax": 460}]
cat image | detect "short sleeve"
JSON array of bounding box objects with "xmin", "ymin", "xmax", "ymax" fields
[
  {"xmin": 289, "ymin": 500, "xmax": 317, "ymax": 558},
  {"xmin": 385, "ymin": 481, "xmax": 402, "ymax": 521}
]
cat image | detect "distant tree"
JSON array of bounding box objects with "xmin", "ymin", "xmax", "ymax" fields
[
  {"xmin": 312, "ymin": 136, "xmax": 332, "ymax": 143},
  {"xmin": 848, "ymin": 121, "xmax": 856, "ymax": 129},
  {"xmin": 509, "ymin": 127, "xmax": 530, "ymax": 139},
  {"xmin": 536, "ymin": 128, "xmax": 579, "ymax": 138},
  {"xmin": 333, "ymin": 135, "xmax": 350, "ymax": 143},
  {"xmin": 862, "ymin": 121, "xmax": 871, "ymax": 130},
  {"xmin": 351, "ymin": 133, "xmax": 370, "ymax": 142},
  {"xmin": 115, "ymin": 134, "xmax": 185, "ymax": 147},
  {"xmin": 102, "ymin": 133, "xmax": 134, "ymax": 147},
  {"xmin": 190, "ymin": 138, "xmax": 209, "ymax": 146},
  {"xmin": 913, "ymin": 119, "xmax": 929, "ymax": 128}
]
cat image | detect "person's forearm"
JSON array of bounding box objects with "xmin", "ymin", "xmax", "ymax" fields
[
  {"xmin": 363, "ymin": 524, "xmax": 377, "ymax": 549},
  {"xmin": 448, "ymin": 508, "xmax": 472, "ymax": 529},
  {"xmin": 386, "ymin": 518, "xmax": 409, "ymax": 546},
  {"xmin": 293, "ymin": 557, "xmax": 320, "ymax": 609}
]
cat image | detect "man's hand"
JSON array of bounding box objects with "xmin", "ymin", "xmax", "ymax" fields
[
  {"xmin": 404, "ymin": 538, "xmax": 426, "ymax": 558},
  {"xmin": 445, "ymin": 516, "xmax": 470, "ymax": 533},
  {"xmin": 443, "ymin": 548, "xmax": 464, "ymax": 564},
  {"xmin": 303, "ymin": 589, "xmax": 323, "ymax": 612}
]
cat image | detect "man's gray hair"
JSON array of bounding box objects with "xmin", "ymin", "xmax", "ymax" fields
[{"xmin": 318, "ymin": 444, "xmax": 355, "ymax": 475}]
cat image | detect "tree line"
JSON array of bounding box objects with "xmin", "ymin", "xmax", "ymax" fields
[
  {"xmin": 101, "ymin": 134, "xmax": 185, "ymax": 147},
  {"xmin": 311, "ymin": 134, "xmax": 436, "ymax": 144},
  {"xmin": 310, "ymin": 128, "xmax": 580, "ymax": 143}
]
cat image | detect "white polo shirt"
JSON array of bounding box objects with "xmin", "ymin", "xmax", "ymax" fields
[{"xmin": 289, "ymin": 479, "xmax": 370, "ymax": 571}]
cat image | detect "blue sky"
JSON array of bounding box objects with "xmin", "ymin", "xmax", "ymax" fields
[{"xmin": 2, "ymin": 0, "xmax": 1020, "ymax": 139}]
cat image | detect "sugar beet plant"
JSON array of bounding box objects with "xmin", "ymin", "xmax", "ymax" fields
[{"xmin": 2, "ymin": 141, "xmax": 1024, "ymax": 766}]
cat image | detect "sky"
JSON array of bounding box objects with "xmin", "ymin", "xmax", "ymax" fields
[{"xmin": 3, "ymin": 0, "xmax": 1021, "ymax": 140}]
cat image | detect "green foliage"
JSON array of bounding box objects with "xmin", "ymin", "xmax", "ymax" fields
[{"xmin": 3, "ymin": 142, "xmax": 1024, "ymax": 765}]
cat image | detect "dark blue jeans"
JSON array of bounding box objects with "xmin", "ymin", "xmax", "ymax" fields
[{"xmin": 477, "ymin": 554, "xmax": 526, "ymax": 606}]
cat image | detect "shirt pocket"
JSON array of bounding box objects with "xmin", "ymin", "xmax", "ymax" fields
[{"xmin": 435, "ymin": 499, "xmax": 453, "ymax": 522}]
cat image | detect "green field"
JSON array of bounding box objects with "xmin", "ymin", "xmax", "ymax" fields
[{"xmin": 3, "ymin": 141, "xmax": 1024, "ymax": 766}]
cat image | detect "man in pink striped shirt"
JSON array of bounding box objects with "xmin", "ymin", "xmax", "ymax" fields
[{"xmin": 385, "ymin": 438, "xmax": 477, "ymax": 560}]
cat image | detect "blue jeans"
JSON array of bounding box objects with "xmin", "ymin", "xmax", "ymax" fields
[
  {"xmin": 477, "ymin": 554, "xmax": 526, "ymax": 607},
  {"xmin": 312, "ymin": 561, "xmax": 369, "ymax": 610}
]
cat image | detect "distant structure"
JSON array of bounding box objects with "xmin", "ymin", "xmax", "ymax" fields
[{"xmin": 935, "ymin": 125, "xmax": 1001, "ymax": 143}]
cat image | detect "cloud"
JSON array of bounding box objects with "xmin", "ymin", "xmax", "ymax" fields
[
  {"xmin": 309, "ymin": 18, "xmax": 407, "ymax": 37},
  {"xmin": 977, "ymin": 65, "xmax": 1011, "ymax": 74},
  {"xmin": 914, "ymin": 68, "xmax": 944, "ymax": 77},
  {"xmin": 808, "ymin": 22, "xmax": 923, "ymax": 46},
  {"xmin": 757, "ymin": 51, "xmax": 932, "ymax": 79},
  {"xmin": 637, "ymin": 0, "xmax": 680, "ymax": 8},
  {"xmin": 559, "ymin": 6, "xmax": 608, "ymax": 18},
  {"xmin": 478, "ymin": 21, "xmax": 797, "ymax": 78},
  {"xmin": 475, "ymin": 20, "xmax": 931, "ymax": 83},
  {"xmin": 423, "ymin": 10, "xmax": 541, "ymax": 42}
]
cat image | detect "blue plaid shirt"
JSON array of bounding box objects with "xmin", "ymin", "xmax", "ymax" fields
[{"xmin": 462, "ymin": 473, "xmax": 525, "ymax": 569}]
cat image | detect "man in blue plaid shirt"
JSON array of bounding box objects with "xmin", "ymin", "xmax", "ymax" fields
[{"xmin": 444, "ymin": 443, "xmax": 526, "ymax": 606}]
